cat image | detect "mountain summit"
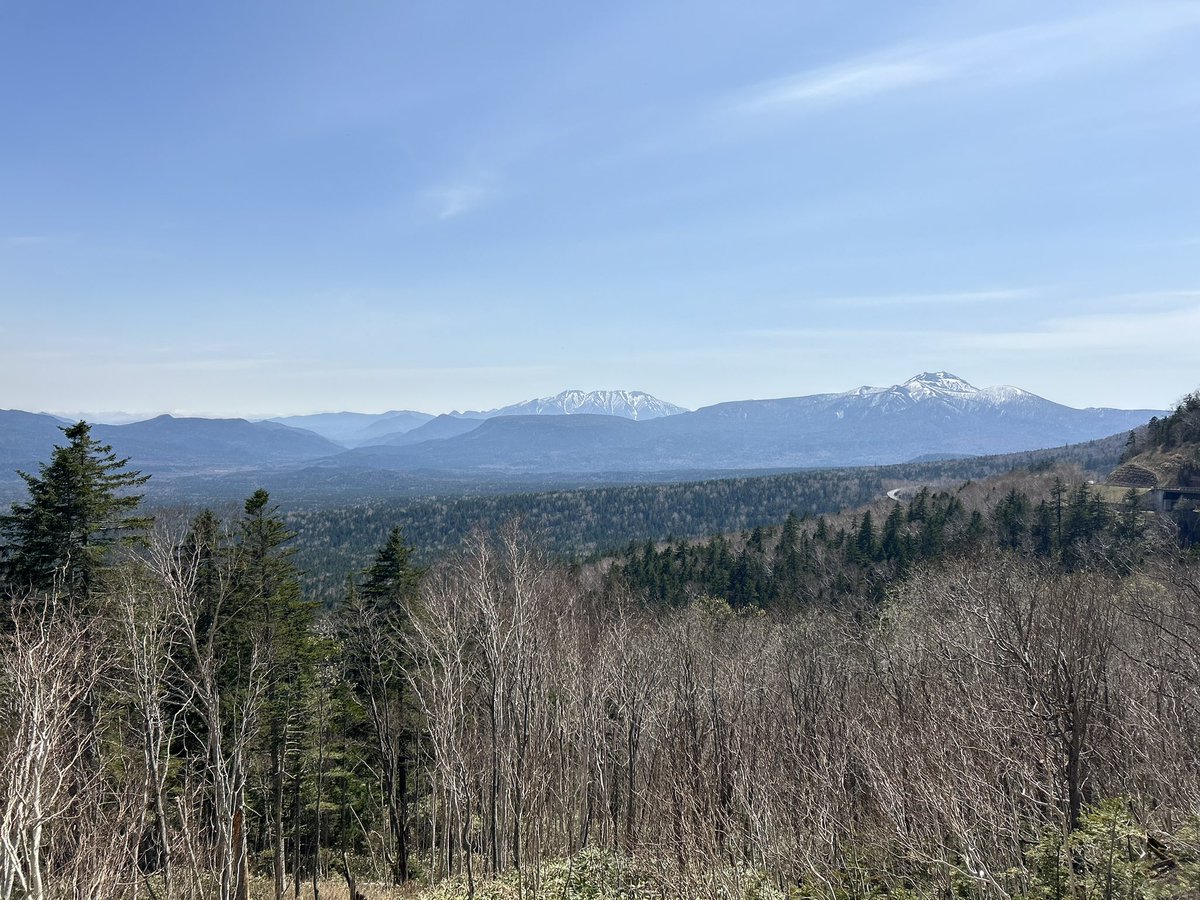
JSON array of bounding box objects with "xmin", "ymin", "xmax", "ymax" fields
[
  {"xmin": 846, "ymin": 372, "xmax": 1038, "ymax": 412},
  {"xmin": 460, "ymin": 390, "xmax": 687, "ymax": 421},
  {"xmin": 899, "ymin": 371, "xmax": 992, "ymax": 399}
]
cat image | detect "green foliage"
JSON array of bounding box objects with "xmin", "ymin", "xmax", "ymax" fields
[
  {"xmin": 0, "ymin": 420, "xmax": 150, "ymax": 603},
  {"xmin": 415, "ymin": 850, "xmax": 789, "ymax": 900},
  {"xmin": 283, "ymin": 432, "xmax": 1131, "ymax": 607},
  {"xmin": 607, "ymin": 478, "xmax": 1152, "ymax": 609},
  {"xmin": 1016, "ymin": 803, "xmax": 1200, "ymax": 900},
  {"xmin": 1144, "ymin": 392, "xmax": 1200, "ymax": 454},
  {"xmin": 1021, "ymin": 800, "xmax": 1157, "ymax": 900},
  {"xmin": 537, "ymin": 848, "xmax": 653, "ymax": 899},
  {"xmin": 361, "ymin": 525, "xmax": 424, "ymax": 610},
  {"xmin": 176, "ymin": 491, "xmax": 320, "ymax": 878},
  {"xmin": 335, "ymin": 525, "xmax": 424, "ymax": 883}
]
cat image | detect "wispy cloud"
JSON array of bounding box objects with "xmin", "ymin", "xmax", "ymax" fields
[
  {"xmin": 958, "ymin": 302, "xmax": 1200, "ymax": 354},
  {"xmin": 3, "ymin": 234, "xmax": 64, "ymax": 248},
  {"xmin": 812, "ymin": 289, "xmax": 1031, "ymax": 308},
  {"xmin": 743, "ymin": 61, "xmax": 943, "ymax": 112},
  {"xmin": 738, "ymin": 290, "xmax": 1200, "ymax": 354},
  {"xmin": 735, "ymin": 5, "xmax": 1200, "ymax": 115},
  {"xmin": 425, "ymin": 177, "xmax": 498, "ymax": 221}
]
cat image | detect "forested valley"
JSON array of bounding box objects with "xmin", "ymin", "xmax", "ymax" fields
[
  {"xmin": 281, "ymin": 431, "xmax": 1129, "ymax": 608},
  {"xmin": 2, "ymin": 401, "xmax": 1200, "ymax": 900}
]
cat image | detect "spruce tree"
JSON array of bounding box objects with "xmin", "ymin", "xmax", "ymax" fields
[
  {"xmin": 856, "ymin": 510, "xmax": 876, "ymax": 560},
  {"xmin": 992, "ymin": 488, "xmax": 1030, "ymax": 551},
  {"xmin": 361, "ymin": 526, "xmax": 422, "ymax": 611},
  {"xmin": 338, "ymin": 526, "xmax": 423, "ymax": 883},
  {"xmin": 234, "ymin": 489, "xmax": 315, "ymax": 900},
  {"xmin": 0, "ymin": 420, "xmax": 150, "ymax": 604}
]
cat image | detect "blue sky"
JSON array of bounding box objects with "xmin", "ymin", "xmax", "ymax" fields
[{"xmin": 1, "ymin": 0, "xmax": 1197, "ymax": 417}]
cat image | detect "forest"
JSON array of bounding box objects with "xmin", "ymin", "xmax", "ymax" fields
[
  {"xmin": 1, "ymin": 407, "xmax": 1199, "ymax": 900},
  {"xmin": 279, "ymin": 430, "xmax": 1130, "ymax": 608},
  {"xmin": 605, "ymin": 472, "xmax": 1166, "ymax": 609}
]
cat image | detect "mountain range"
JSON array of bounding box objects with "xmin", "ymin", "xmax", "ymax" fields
[
  {"xmin": 265, "ymin": 390, "xmax": 687, "ymax": 447},
  {"xmin": 451, "ymin": 390, "xmax": 687, "ymax": 422},
  {"xmin": 2, "ymin": 374, "xmax": 1164, "ymax": 495}
]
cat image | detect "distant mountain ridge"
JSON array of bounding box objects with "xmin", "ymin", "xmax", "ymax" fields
[
  {"xmin": 268, "ymin": 410, "xmax": 434, "ymax": 445},
  {"xmin": 331, "ymin": 372, "xmax": 1164, "ymax": 476},
  {"xmin": 92, "ymin": 415, "xmax": 342, "ymax": 473},
  {"xmin": 455, "ymin": 390, "xmax": 688, "ymax": 421},
  {"xmin": 264, "ymin": 391, "xmax": 684, "ymax": 446},
  {"xmin": 0, "ymin": 375, "xmax": 1167, "ymax": 496}
]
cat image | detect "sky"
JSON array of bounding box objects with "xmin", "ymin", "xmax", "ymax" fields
[{"xmin": 1, "ymin": 0, "xmax": 1198, "ymax": 418}]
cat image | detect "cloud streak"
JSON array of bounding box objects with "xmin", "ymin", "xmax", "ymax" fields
[
  {"xmin": 809, "ymin": 289, "xmax": 1032, "ymax": 308},
  {"xmin": 739, "ymin": 290, "xmax": 1200, "ymax": 355},
  {"xmin": 735, "ymin": 4, "xmax": 1200, "ymax": 115},
  {"xmin": 425, "ymin": 178, "xmax": 498, "ymax": 220}
]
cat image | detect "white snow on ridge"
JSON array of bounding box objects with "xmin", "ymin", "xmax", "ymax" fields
[
  {"xmin": 471, "ymin": 390, "xmax": 689, "ymax": 421},
  {"xmin": 831, "ymin": 372, "xmax": 1046, "ymax": 414},
  {"xmin": 900, "ymin": 371, "xmax": 980, "ymax": 400}
]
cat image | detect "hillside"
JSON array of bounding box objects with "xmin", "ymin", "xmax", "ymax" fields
[
  {"xmin": 92, "ymin": 415, "xmax": 342, "ymax": 473},
  {"xmin": 0, "ymin": 409, "xmax": 70, "ymax": 470},
  {"xmin": 4, "ymin": 395, "xmax": 1194, "ymax": 900},
  {"xmin": 1110, "ymin": 391, "xmax": 1200, "ymax": 488},
  {"xmin": 281, "ymin": 429, "xmax": 1133, "ymax": 605}
]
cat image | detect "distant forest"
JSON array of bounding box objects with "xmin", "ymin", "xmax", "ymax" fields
[
  {"xmin": 281, "ymin": 430, "xmax": 1129, "ymax": 606},
  {"xmin": 606, "ymin": 471, "xmax": 1168, "ymax": 610}
]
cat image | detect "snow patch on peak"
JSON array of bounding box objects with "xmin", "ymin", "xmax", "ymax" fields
[
  {"xmin": 901, "ymin": 372, "xmax": 979, "ymax": 397},
  {"xmin": 471, "ymin": 390, "xmax": 688, "ymax": 421},
  {"xmin": 979, "ymin": 384, "xmax": 1036, "ymax": 403},
  {"xmin": 832, "ymin": 373, "xmax": 1044, "ymax": 412}
]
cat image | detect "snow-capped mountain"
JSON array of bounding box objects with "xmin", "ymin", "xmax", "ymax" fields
[
  {"xmin": 331, "ymin": 373, "xmax": 1163, "ymax": 475},
  {"xmin": 0, "ymin": 374, "xmax": 1165, "ymax": 491},
  {"xmin": 458, "ymin": 390, "xmax": 687, "ymax": 421},
  {"xmin": 840, "ymin": 371, "xmax": 1040, "ymax": 413}
]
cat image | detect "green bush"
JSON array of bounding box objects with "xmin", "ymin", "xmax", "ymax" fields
[{"xmin": 1022, "ymin": 800, "xmax": 1155, "ymax": 900}]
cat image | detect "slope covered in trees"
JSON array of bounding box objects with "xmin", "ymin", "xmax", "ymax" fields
[
  {"xmin": 1115, "ymin": 391, "xmax": 1200, "ymax": 488},
  {"xmin": 605, "ymin": 472, "xmax": 1158, "ymax": 609},
  {"xmin": 283, "ymin": 430, "xmax": 1130, "ymax": 606}
]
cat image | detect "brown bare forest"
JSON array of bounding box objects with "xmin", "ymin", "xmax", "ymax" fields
[{"xmin": 3, "ymin": 517, "xmax": 1200, "ymax": 899}]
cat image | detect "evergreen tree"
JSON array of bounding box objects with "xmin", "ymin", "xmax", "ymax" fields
[
  {"xmin": 338, "ymin": 526, "xmax": 424, "ymax": 883},
  {"xmin": 0, "ymin": 420, "xmax": 150, "ymax": 604},
  {"xmin": 1050, "ymin": 477, "xmax": 1068, "ymax": 548},
  {"xmin": 361, "ymin": 526, "xmax": 423, "ymax": 611},
  {"xmin": 1032, "ymin": 500, "xmax": 1057, "ymax": 557},
  {"xmin": 233, "ymin": 489, "xmax": 315, "ymax": 900},
  {"xmin": 814, "ymin": 517, "xmax": 829, "ymax": 543},
  {"xmin": 964, "ymin": 509, "xmax": 987, "ymax": 545},
  {"xmin": 992, "ymin": 488, "xmax": 1030, "ymax": 551},
  {"xmin": 770, "ymin": 513, "xmax": 802, "ymax": 603},
  {"xmin": 880, "ymin": 504, "xmax": 908, "ymax": 570},
  {"xmin": 856, "ymin": 511, "xmax": 877, "ymax": 561}
]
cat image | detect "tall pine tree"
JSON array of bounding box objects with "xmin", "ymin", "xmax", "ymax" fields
[
  {"xmin": 0, "ymin": 420, "xmax": 149, "ymax": 605},
  {"xmin": 338, "ymin": 526, "xmax": 423, "ymax": 883}
]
